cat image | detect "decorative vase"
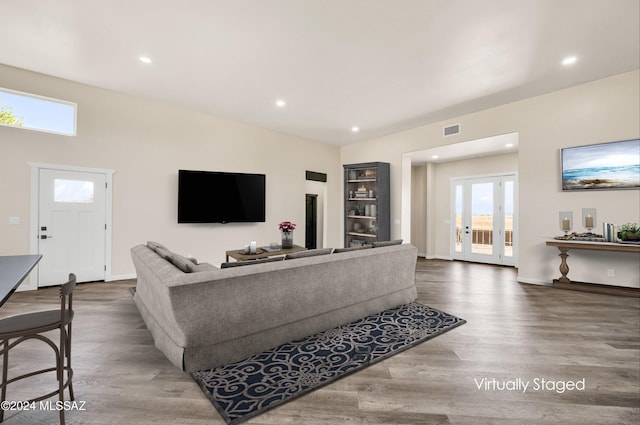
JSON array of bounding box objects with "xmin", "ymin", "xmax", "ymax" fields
[{"xmin": 281, "ymin": 231, "xmax": 294, "ymax": 249}]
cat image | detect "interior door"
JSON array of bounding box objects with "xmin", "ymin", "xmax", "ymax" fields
[
  {"xmin": 305, "ymin": 194, "xmax": 318, "ymax": 249},
  {"xmin": 38, "ymin": 169, "xmax": 107, "ymax": 286},
  {"xmin": 451, "ymin": 174, "xmax": 517, "ymax": 266}
]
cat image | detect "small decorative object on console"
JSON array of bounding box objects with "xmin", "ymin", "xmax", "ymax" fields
[
  {"xmin": 603, "ymin": 223, "xmax": 616, "ymax": 242},
  {"xmin": 582, "ymin": 208, "xmax": 597, "ymax": 233},
  {"xmin": 243, "ymin": 241, "xmax": 257, "ymax": 254},
  {"xmin": 554, "ymin": 232, "xmax": 605, "ymax": 241},
  {"xmin": 559, "ymin": 211, "xmax": 573, "ymax": 236}
]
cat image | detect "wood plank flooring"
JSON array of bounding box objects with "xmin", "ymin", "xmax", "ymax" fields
[{"xmin": 0, "ymin": 259, "xmax": 638, "ymax": 424}]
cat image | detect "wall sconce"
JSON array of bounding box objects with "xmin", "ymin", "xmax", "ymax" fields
[
  {"xmin": 582, "ymin": 208, "xmax": 597, "ymax": 233},
  {"xmin": 559, "ymin": 211, "xmax": 573, "ymax": 236}
]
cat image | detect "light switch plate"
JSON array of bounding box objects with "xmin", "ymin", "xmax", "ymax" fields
[{"xmin": 9, "ymin": 216, "xmax": 21, "ymax": 225}]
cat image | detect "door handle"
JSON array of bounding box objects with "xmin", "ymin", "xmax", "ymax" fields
[{"xmin": 40, "ymin": 235, "xmax": 53, "ymax": 239}]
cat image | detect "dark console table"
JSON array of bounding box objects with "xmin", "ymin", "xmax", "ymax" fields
[
  {"xmin": 546, "ymin": 240, "xmax": 639, "ymax": 297},
  {"xmin": 0, "ymin": 254, "xmax": 42, "ymax": 307}
]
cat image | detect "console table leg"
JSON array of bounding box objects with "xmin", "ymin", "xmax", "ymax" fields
[{"xmin": 557, "ymin": 247, "xmax": 570, "ymax": 283}]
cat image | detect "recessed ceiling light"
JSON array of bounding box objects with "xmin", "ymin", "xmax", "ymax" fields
[
  {"xmin": 351, "ymin": 126, "xmax": 359, "ymax": 133},
  {"xmin": 505, "ymin": 143, "xmax": 514, "ymax": 148},
  {"xmin": 139, "ymin": 56, "xmax": 152, "ymax": 64},
  {"xmin": 431, "ymin": 155, "xmax": 439, "ymax": 159},
  {"xmin": 275, "ymin": 99, "xmax": 286, "ymax": 108},
  {"xmin": 562, "ymin": 56, "xmax": 577, "ymax": 66}
]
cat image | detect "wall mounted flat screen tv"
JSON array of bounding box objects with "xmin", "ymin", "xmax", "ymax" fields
[
  {"xmin": 561, "ymin": 139, "xmax": 640, "ymax": 191},
  {"xmin": 178, "ymin": 170, "xmax": 266, "ymax": 223}
]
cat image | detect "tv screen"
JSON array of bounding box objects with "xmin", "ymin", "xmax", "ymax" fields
[
  {"xmin": 561, "ymin": 139, "xmax": 640, "ymax": 191},
  {"xmin": 178, "ymin": 170, "xmax": 266, "ymax": 223}
]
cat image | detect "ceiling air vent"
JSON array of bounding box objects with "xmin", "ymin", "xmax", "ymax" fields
[{"xmin": 443, "ymin": 124, "xmax": 460, "ymax": 137}]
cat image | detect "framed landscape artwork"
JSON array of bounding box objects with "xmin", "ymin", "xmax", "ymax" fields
[{"xmin": 561, "ymin": 139, "xmax": 640, "ymax": 191}]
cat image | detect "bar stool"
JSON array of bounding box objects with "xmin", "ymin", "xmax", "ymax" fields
[{"xmin": 0, "ymin": 273, "xmax": 76, "ymax": 424}]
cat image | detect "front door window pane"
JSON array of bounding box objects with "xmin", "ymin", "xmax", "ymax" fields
[{"xmin": 54, "ymin": 179, "xmax": 94, "ymax": 203}]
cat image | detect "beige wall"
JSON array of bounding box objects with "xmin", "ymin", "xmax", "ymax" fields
[
  {"xmin": 0, "ymin": 64, "xmax": 342, "ymax": 286},
  {"xmin": 342, "ymin": 70, "xmax": 640, "ymax": 288},
  {"xmin": 3, "ymin": 64, "xmax": 638, "ymax": 289}
]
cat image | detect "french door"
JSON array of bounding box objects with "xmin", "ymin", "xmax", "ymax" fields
[{"xmin": 451, "ymin": 174, "xmax": 517, "ymax": 266}]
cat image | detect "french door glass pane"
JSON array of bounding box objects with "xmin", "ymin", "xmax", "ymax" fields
[
  {"xmin": 504, "ymin": 181, "xmax": 514, "ymax": 257},
  {"xmin": 455, "ymin": 184, "xmax": 463, "ymax": 253},
  {"xmin": 471, "ymin": 182, "xmax": 493, "ymax": 255}
]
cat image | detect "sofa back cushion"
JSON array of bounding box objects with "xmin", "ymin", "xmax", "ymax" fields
[
  {"xmin": 333, "ymin": 246, "xmax": 372, "ymax": 254},
  {"xmin": 372, "ymin": 239, "xmax": 403, "ymax": 248},
  {"xmin": 285, "ymin": 248, "xmax": 333, "ymax": 260}
]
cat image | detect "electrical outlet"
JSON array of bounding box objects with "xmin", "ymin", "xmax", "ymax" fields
[{"xmin": 607, "ymin": 269, "xmax": 615, "ymax": 277}]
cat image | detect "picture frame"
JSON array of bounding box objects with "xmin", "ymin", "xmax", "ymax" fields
[{"xmin": 561, "ymin": 139, "xmax": 640, "ymax": 191}]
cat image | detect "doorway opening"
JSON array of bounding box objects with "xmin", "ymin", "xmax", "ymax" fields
[
  {"xmin": 451, "ymin": 174, "xmax": 517, "ymax": 266},
  {"xmin": 29, "ymin": 163, "xmax": 114, "ymax": 289},
  {"xmin": 305, "ymin": 171, "xmax": 327, "ymax": 249},
  {"xmin": 305, "ymin": 194, "xmax": 318, "ymax": 249}
]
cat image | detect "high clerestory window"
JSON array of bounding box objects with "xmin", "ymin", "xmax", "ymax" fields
[{"xmin": 0, "ymin": 87, "xmax": 77, "ymax": 136}]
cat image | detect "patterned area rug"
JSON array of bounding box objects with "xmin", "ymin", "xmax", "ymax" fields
[{"xmin": 192, "ymin": 302, "xmax": 465, "ymax": 424}]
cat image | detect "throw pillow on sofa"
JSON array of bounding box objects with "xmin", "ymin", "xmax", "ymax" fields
[
  {"xmin": 169, "ymin": 252, "xmax": 198, "ymax": 273},
  {"xmin": 147, "ymin": 241, "xmax": 167, "ymax": 252},
  {"xmin": 156, "ymin": 247, "xmax": 173, "ymax": 260}
]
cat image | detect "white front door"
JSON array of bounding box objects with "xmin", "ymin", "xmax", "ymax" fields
[
  {"xmin": 451, "ymin": 174, "xmax": 517, "ymax": 266},
  {"xmin": 38, "ymin": 169, "xmax": 107, "ymax": 286}
]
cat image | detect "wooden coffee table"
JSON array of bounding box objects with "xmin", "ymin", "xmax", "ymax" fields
[{"xmin": 225, "ymin": 244, "xmax": 307, "ymax": 262}]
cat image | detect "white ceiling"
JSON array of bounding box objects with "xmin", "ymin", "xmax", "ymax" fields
[
  {"xmin": 1, "ymin": 0, "xmax": 638, "ymax": 146},
  {"xmin": 409, "ymin": 132, "xmax": 519, "ymax": 165}
]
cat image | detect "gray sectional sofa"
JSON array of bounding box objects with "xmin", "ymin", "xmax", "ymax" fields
[{"xmin": 131, "ymin": 241, "xmax": 418, "ymax": 372}]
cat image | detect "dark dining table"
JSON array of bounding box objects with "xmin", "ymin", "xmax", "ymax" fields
[{"xmin": 0, "ymin": 254, "xmax": 42, "ymax": 307}]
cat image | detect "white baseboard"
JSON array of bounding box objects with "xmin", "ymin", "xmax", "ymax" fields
[
  {"xmin": 517, "ymin": 276, "xmax": 552, "ymax": 286},
  {"xmin": 422, "ymin": 254, "xmax": 453, "ymax": 261},
  {"xmin": 14, "ymin": 273, "xmax": 136, "ymax": 293},
  {"xmin": 418, "ymin": 253, "xmax": 455, "ymax": 261},
  {"xmin": 16, "ymin": 280, "xmax": 37, "ymax": 292},
  {"xmin": 107, "ymin": 273, "xmax": 137, "ymax": 282}
]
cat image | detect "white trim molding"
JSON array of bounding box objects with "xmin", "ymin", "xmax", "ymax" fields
[{"xmin": 108, "ymin": 273, "xmax": 137, "ymax": 282}]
